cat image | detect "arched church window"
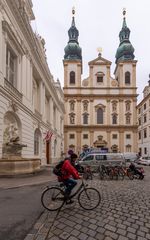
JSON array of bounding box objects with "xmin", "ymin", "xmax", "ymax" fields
[
  {"xmin": 97, "ymin": 108, "xmax": 103, "ymax": 124},
  {"xmin": 70, "ymin": 71, "xmax": 75, "ymax": 84},
  {"xmin": 112, "ymin": 114, "xmax": 117, "ymax": 124},
  {"xmin": 83, "ymin": 113, "xmax": 88, "ymax": 124},
  {"xmin": 125, "ymin": 71, "xmax": 130, "ymax": 84}
]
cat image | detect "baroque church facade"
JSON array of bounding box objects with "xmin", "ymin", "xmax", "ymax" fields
[
  {"xmin": 63, "ymin": 9, "xmax": 138, "ymax": 155},
  {"xmin": 0, "ymin": 0, "xmax": 64, "ymax": 174}
]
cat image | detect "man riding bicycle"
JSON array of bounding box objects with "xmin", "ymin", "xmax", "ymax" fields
[{"xmin": 58, "ymin": 153, "xmax": 81, "ymax": 204}]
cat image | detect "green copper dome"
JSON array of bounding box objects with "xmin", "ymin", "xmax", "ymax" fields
[
  {"xmin": 64, "ymin": 10, "xmax": 82, "ymax": 60},
  {"xmin": 64, "ymin": 42, "xmax": 82, "ymax": 60},
  {"xmin": 115, "ymin": 10, "xmax": 135, "ymax": 63}
]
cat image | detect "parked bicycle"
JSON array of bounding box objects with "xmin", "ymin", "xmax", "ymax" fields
[
  {"xmin": 99, "ymin": 165, "xmax": 124, "ymax": 180},
  {"xmin": 83, "ymin": 165, "xmax": 93, "ymax": 180},
  {"xmin": 41, "ymin": 178, "xmax": 101, "ymax": 211}
]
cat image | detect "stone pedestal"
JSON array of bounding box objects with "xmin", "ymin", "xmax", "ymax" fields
[{"xmin": 0, "ymin": 156, "xmax": 41, "ymax": 176}]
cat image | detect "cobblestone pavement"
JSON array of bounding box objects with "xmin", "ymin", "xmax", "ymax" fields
[{"xmin": 24, "ymin": 167, "xmax": 150, "ymax": 240}]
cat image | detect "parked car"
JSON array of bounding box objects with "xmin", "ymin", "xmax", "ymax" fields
[
  {"xmin": 79, "ymin": 153, "xmax": 125, "ymax": 171},
  {"xmin": 123, "ymin": 152, "xmax": 138, "ymax": 162},
  {"xmin": 137, "ymin": 157, "xmax": 150, "ymax": 166}
]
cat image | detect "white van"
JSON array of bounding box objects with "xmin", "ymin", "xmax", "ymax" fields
[{"xmin": 79, "ymin": 152, "xmax": 125, "ymax": 170}]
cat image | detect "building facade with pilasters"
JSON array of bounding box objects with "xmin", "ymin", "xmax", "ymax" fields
[
  {"xmin": 63, "ymin": 9, "xmax": 138, "ymax": 155},
  {"xmin": 137, "ymin": 77, "xmax": 150, "ymax": 157},
  {"xmin": 0, "ymin": 0, "xmax": 64, "ymax": 174}
]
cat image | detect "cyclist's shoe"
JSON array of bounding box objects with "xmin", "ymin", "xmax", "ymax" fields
[{"xmin": 66, "ymin": 199, "xmax": 74, "ymax": 205}]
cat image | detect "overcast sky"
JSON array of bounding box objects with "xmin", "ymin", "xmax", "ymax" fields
[{"xmin": 32, "ymin": 0, "xmax": 150, "ymax": 103}]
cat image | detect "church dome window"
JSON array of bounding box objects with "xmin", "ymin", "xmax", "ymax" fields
[
  {"xmin": 125, "ymin": 71, "xmax": 131, "ymax": 84},
  {"xmin": 70, "ymin": 71, "xmax": 75, "ymax": 84}
]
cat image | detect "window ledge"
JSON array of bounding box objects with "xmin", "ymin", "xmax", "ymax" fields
[{"xmin": 4, "ymin": 78, "xmax": 22, "ymax": 100}]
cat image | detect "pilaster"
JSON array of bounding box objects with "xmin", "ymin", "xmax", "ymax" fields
[
  {"xmin": 119, "ymin": 63, "xmax": 123, "ymax": 88},
  {"xmin": 76, "ymin": 99, "xmax": 81, "ymax": 125},
  {"xmin": 119, "ymin": 130, "xmax": 124, "ymax": 153},
  {"xmin": 63, "ymin": 63, "xmax": 68, "ymax": 89},
  {"xmin": 106, "ymin": 65, "xmax": 110, "ymax": 87},
  {"xmin": 89, "ymin": 99, "xmax": 93, "ymax": 125},
  {"xmin": 119, "ymin": 99, "xmax": 124, "ymax": 125},
  {"xmin": 132, "ymin": 63, "xmax": 136, "ymax": 87},
  {"xmin": 107, "ymin": 99, "xmax": 110, "ymax": 125},
  {"xmin": 0, "ymin": 13, "xmax": 3, "ymax": 84},
  {"xmin": 77, "ymin": 63, "xmax": 81, "ymax": 88},
  {"xmin": 50, "ymin": 97, "xmax": 54, "ymax": 126}
]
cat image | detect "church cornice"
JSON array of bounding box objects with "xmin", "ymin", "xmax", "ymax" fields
[
  {"xmin": 64, "ymin": 94, "xmax": 138, "ymax": 99},
  {"xmin": 64, "ymin": 125, "xmax": 138, "ymax": 130}
]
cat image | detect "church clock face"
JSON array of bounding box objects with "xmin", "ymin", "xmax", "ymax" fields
[{"xmin": 111, "ymin": 80, "xmax": 118, "ymax": 87}]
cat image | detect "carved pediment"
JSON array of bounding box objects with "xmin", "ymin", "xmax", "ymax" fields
[
  {"xmin": 95, "ymin": 103, "xmax": 106, "ymax": 110},
  {"xmin": 88, "ymin": 55, "xmax": 111, "ymax": 66}
]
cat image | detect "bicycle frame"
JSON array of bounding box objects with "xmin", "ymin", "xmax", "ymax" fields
[{"xmin": 68, "ymin": 178, "xmax": 88, "ymax": 199}]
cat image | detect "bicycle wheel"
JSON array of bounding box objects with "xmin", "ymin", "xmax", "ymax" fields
[
  {"xmin": 41, "ymin": 187, "xmax": 64, "ymax": 211},
  {"xmin": 78, "ymin": 187, "xmax": 101, "ymax": 210}
]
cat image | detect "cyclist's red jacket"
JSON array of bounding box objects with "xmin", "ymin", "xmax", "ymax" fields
[{"xmin": 58, "ymin": 159, "xmax": 80, "ymax": 182}]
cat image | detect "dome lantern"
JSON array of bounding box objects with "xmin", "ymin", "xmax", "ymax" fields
[
  {"xmin": 64, "ymin": 8, "xmax": 82, "ymax": 60},
  {"xmin": 115, "ymin": 9, "xmax": 135, "ymax": 63}
]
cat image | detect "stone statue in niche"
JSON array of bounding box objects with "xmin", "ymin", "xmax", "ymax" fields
[
  {"xmin": 70, "ymin": 115, "xmax": 75, "ymax": 124},
  {"xmin": 3, "ymin": 123, "xmax": 27, "ymax": 156}
]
